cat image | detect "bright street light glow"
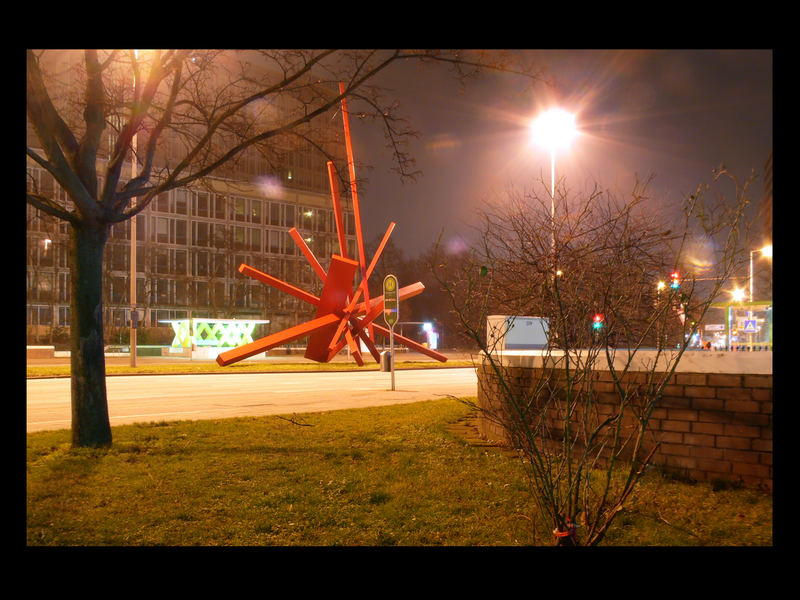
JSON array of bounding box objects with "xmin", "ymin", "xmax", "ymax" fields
[
  {"xmin": 531, "ymin": 108, "xmax": 578, "ymax": 152},
  {"xmin": 760, "ymin": 244, "xmax": 773, "ymax": 258},
  {"xmin": 530, "ymin": 107, "xmax": 579, "ymax": 275},
  {"xmin": 731, "ymin": 287, "xmax": 746, "ymax": 302}
]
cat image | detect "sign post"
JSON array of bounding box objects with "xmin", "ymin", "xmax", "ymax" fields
[{"xmin": 383, "ymin": 274, "xmax": 399, "ymax": 391}]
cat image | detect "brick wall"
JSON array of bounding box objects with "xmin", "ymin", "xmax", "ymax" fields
[{"xmin": 477, "ymin": 360, "xmax": 772, "ymax": 491}]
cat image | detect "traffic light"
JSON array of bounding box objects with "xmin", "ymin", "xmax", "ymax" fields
[
  {"xmin": 670, "ymin": 271, "xmax": 680, "ymax": 289},
  {"xmin": 592, "ymin": 313, "xmax": 604, "ymax": 330}
]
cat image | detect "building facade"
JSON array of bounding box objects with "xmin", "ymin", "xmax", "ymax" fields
[{"xmin": 27, "ymin": 164, "xmax": 356, "ymax": 345}]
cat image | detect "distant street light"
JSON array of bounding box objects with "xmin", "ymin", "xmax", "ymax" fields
[
  {"xmin": 731, "ymin": 287, "xmax": 746, "ymax": 303},
  {"xmin": 531, "ymin": 108, "xmax": 578, "ymax": 271}
]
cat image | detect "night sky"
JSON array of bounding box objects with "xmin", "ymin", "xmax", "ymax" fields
[{"xmin": 346, "ymin": 50, "xmax": 773, "ymax": 257}]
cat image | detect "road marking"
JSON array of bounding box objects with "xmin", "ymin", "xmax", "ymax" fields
[
  {"xmin": 28, "ymin": 419, "xmax": 71, "ymax": 427},
  {"xmin": 110, "ymin": 410, "xmax": 207, "ymax": 420}
]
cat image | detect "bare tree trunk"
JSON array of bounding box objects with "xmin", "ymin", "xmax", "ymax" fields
[{"xmin": 69, "ymin": 220, "xmax": 112, "ymax": 447}]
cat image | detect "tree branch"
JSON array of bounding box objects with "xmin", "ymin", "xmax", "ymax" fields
[
  {"xmin": 26, "ymin": 52, "xmax": 99, "ymax": 222},
  {"xmin": 26, "ymin": 192, "xmax": 77, "ymax": 224},
  {"xmin": 75, "ymin": 50, "xmax": 106, "ymax": 199}
]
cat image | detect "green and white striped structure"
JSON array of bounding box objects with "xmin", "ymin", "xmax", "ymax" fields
[{"xmin": 161, "ymin": 318, "xmax": 270, "ymax": 349}]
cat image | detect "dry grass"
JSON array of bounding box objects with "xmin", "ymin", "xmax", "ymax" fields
[{"xmin": 26, "ymin": 398, "xmax": 772, "ymax": 546}]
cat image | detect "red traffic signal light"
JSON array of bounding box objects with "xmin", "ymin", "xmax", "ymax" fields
[
  {"xmin": 670, "ymin": 271, "xmax": 680, "ymax": 289},
  {"xmin": 592, "ymin": 313, "xmax": 604, "ymax": 330}
]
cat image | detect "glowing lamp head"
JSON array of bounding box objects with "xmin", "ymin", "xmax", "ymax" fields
[{"xmin": 531, "ymin": 108, "xmax": 578, "ymax": 153}]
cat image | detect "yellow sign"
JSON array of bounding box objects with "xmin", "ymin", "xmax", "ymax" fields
[{"xmin": 383, "ymin": 274, "xmax": 398, "ymax": 327}]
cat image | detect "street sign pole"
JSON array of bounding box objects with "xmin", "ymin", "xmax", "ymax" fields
[
  {"xmin": 390, "ymin": 325, "xmax": 395, "ymax": 391},
  {"xmin": 383, "ymin": 275, "xmax": 399, "ymax": 391}
]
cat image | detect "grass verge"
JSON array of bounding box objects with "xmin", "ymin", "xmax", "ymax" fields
[
  {"xmin": 26, "ymin": 359, "xmax": 475, "ymax": 379},
  {"xmin": 26, "ymin": 398, "xmax": 772, "ymax": 546}
]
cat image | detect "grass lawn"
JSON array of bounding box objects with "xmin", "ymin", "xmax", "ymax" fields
[{"xmin": 26, "ymin": 398, "xmax": 772, "ymax": 546}]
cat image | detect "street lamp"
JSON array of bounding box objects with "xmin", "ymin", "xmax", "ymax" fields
[
  {"xmin": 130, "ymin": 49, "xmax": 139, "ymax": 367},
  {"xmin": 731, "ymin": 287, "xmax": 746, "ymax": 303},
  {"xmin": 749, "ymin": 244, "xmax": 773, "ymax": 302},
  {"xmin": 531, "ymin": 108, "xmax": 578, "ymax": 269}
]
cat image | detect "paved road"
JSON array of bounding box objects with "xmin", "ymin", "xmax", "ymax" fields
[{"xmin": 26, "ymin": 368, "xmax": 478, "ymax": 433}]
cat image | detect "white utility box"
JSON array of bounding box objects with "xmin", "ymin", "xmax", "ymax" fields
[{"xmin": 486, "ymin": 315, "xmax": 549, "ymax": 351}]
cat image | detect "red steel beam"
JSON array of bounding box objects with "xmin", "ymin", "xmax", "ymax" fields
[
  {"xmin": 335, "ymin": 221, "xmax": 397, "ymax": 322},
  {"xmin": 356, "ymin": 326, "xmax": 382, "ymax": 363},
  {"xmin": 365, "ymin": 222, "xmax": 396, "ymax": 281},
  {"xmin": 327, "ymin": 161, "xmax": 348, "ymax": 259},
  {"xmin": 288, "ymin": 227, "xmax": 327, "ymax": 283},
  {"xmin": 371, "ymin": 322, "xmax": 448, "ymax": 362},
  {"xmin": 304, "ymin": 254, "xmax": 359, "ymax": 362},
  {"xmin": 347, "ymin": 311, "xmax": 383, "ymax": 364},
  {"xmin": 216, "ymin": 313, "xmax": 340, "ymax": 366},
  {"xmin": 339, "ymin": 81, "xmax": 372, "ymax": 340},
  {"xmin": 345, "ymin": 297, "xmax": 391, "ymax": 364},
  {"xmin": 344, "ymin": 328, "xmax": 364, "ymax": 366},
  {"xmin": 326, "ymin": 336, "xmax": 348, "ymax": 362},
  {"xmin": 326, "ymin": 314, "xmax": 352, "ymax": 356},
  {"xmin": 238, "ymin": 263, "xmax": 319, "ymax": 307},
  {"xmin": 355, "ymin": 282, "xmax": 425, "ymax": 315},
  {"xmin": 347, "ymin": 298, "xmax": 385, "ymax": 341}
]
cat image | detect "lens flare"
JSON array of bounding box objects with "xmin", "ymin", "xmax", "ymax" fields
[
  {"xmin": 685, "ymin": 235, "xmax": 716, "ymax": 274},
  {"xmin": 254, "ymin": 175, "xmax": 286, "ymax": 199}
]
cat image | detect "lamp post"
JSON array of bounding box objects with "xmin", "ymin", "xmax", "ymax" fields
[
  {"xmin": 531, "ymin": 108, "xmax": 578, "ymax": 271},
  {"xmin": 745, "ymin": 244, "xmax": 772, "ymax": 351},
  {"xmin": 749, "ymin": 244, "xmax": 773, "ymax": 302},
  {"xmin": 129, "ymin": 50, "xmax": 139, "ymax": 367}
]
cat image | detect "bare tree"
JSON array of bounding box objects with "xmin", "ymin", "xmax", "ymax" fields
[
  {"xmin": 26, "ymin": 49, "xmax": 544, "ymax": 447},
  {"xmin": 433, "ymin": 170, "xmax": 752, "ymax": 545}
]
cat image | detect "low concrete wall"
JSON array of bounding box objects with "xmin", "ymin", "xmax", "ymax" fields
[
  {"xmin": 477, "ymin": 350, "xmax": 772, "ymax": 491},
  {"xmin": 163, "ymin": 346, "xmax": 192, "ymax": 357},
  {"xmin": 27, "ymin": 346, "xmax": 55, "ymax": 359}
]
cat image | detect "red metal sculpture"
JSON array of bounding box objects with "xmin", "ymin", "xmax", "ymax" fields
[{"xmin": 216, "ymin": 84, "xmax": 447, "ymax": 367}]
